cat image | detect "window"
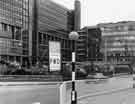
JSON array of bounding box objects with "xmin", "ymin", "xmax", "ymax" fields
[
  {"xmin": 0, "ymin": 23, "xmax": 2, "ymax": 30},
  {"xmin": 2, "ymin": 23, "xmax": 8, "ymax": 31},
  {"xmin": 7, "ymin": 25, "xmax": 12, "ymax": 32},
  {"xmin": 11, "ymin": 26, "xmax": 15, "ymax": 34},
  {"xmin": 128, "ymin": 25, "xmax": 135, "ymax": 31}
]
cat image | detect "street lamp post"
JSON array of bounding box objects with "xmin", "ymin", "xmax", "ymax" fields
[{"xmin": 69, "ymin": 31, "xmax": 79, "ymax": 104}]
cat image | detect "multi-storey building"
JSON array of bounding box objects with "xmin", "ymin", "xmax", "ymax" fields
[
  {"xmin": 0, "ymin": 0, "xmax": 81, "ymax": 68},
  {"xmin": 31, "ymin": 0, "xmax": 80, "ymax": 66},
  {"xmin": 77, "ymin": 26, "xmax": 102, "ymax": 62},
  {"xmin": 77, "ymin": 30, "xmax": 87, "ymax": 62},
  {"xmin": 98, "ymin": 21, "xmax": 135, "ymax": 64},
  {"xmin": 0, "ymin": 0, "xmax": 29, "ymax": 66}
]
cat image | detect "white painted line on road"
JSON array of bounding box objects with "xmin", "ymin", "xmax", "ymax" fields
[{"xmin": 32, "ymin": 102, "xmax": 40, "ymax": 104}]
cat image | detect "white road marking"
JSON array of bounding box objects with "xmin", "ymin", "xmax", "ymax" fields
[{"xmin": 32, "ymin": 102, "xmax": 40, "ymax": 104}]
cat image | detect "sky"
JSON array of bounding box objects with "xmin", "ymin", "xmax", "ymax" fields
[{"xmin": 52, "ymin": 0, "xmax": 135, "ymax": 28}]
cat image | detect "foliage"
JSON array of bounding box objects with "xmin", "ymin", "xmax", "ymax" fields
[{"xmin": 0, "ymin": 60, "xmax": 49, "ymax": 75}]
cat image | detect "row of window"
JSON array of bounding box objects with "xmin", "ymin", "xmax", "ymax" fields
[
  {"xmin": 101, "ymin": 25, "xmax": 135, "ymax": 32},
  {"xmin": 104, "ymin": 47, "xmax": 135, "ymax": 51},
  {"xmin": 38, "ymin": 32, "xmax": 72, "ymax": 49},
  {"xmin": 0, "ymin": 0, "xmax": 29, "ymax": 26},
  {"xmin": 0, "ymin": 38, "xmax": 22, "ymax": 48},
  {"xmin": 0, "ymin": 23, "xmax": 21, "ymax": 35},
  {"xmin": 108, "ymin": 52, "xmax": 134, "ymax": 56},
  {"xmin": 40, "ymin": 0, "xmax": 69, "ymax": 16},
  {"xmin": 0, "ymin": 48, "xmax": 22, "ymax": 55},
  {"xmin": 38, "ymin": 0, "xmax": 74, "ymax": 35},
  {"xmin": 39, "ymin": 4, "xmax": 68, "ymax": 23},
  {"xmin": 38, "ymin": 32, "xmax": 73, "ymax": 61},
  {"xmin": 107, "ymin": 36, "xmax": 135, "ymax": 41},
  {"xmin": 107, "ymin": 57, "xmax": 132, "ymax": 62},
  {"xmin": 103, "ymin": 42, "xmax": 135, "ymax": 49},
  {"xmin": 104, "ymin": 42, "xmax": 135, "ymax": 47}
]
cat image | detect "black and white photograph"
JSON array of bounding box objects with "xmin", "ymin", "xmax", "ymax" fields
[{"xmin": 0, "ymin": 0, "xmax": 135, "ymax": 104}]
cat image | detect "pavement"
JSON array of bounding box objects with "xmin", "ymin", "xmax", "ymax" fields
[{"xmin": 0, "ymin": 81, "xmax": 62, "ymax": 104}]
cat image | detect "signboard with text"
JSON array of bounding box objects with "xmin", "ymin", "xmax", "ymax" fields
[{"xmin": 49, "ymin": 41, "xmax": 61, "ymax": 71}]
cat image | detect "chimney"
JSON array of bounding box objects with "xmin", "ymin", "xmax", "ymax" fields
[{"xmin": 74, "ymin": 0, "xmax": 81, "ymax": 31}]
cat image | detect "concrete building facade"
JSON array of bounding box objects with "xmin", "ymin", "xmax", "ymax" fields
[
  {"xmin": 98, "ymin": 21, "xmax": 135, "ymax": 64},
  {"xmin": 0, "ymin": 0, "xmax": 29, "ymax": 66},
  {"xmin": 31, "ymin": 0, "xmax": 81, "ymax": 66},
  {"xmin": 77, "ymin": 26, "xmax": 102, "ymax": 62},
  {"xmin": 0, "ymin": 0, "xmax": 81, "ymax": 68}
]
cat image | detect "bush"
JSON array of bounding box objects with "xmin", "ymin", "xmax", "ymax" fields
[{"xmin": 25, "ymin": 65, "xmax": 48, "ymax": 75}]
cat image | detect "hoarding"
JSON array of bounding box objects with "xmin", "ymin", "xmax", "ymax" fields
[{"xmin": 49, "ymin": 41, "xmax": 61, "ymax": 71}]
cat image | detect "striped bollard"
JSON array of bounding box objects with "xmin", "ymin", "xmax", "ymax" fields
[{"xmin": 71, "ymin": 52, "xmax": 77, "ymax": 104}]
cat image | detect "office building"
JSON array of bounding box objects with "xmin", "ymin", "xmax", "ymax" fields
[
  {"xmin": 98, "ymin": 21, "xmax": 135, "ymax": 64},
  {"xmin": 0, "ymin": 0, "xmax": 29, "ymax": 65},
  {"xmin": 31, "ymin": 0, "xmax": 81, "ymax": 66},
  {"xmin": 77, "ymin": 30, "xmax": 87, "ymax": 62},
  {"xmin": 0, "ymin": 0, "xmax": 81, "ymax": 68},
  {"xmin": 77, "ymin": 26, "xmax": 102, "ymax": 62}
]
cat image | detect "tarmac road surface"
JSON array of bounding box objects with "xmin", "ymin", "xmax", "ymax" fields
[
  {"xmin": 78, "ymin": 88, "xmax": 135, "ymax": 104},
  {"xmin": 66, "ymin": 75, "xmax": 133, "ymax": 104}
]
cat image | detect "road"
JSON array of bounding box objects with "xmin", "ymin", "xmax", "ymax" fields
[
  {"xmin": 78, "ymin": 88, "xmax": 135, "ymax": 104},
  {"xmin": 65, "ymin": 75, "xmax": 133, "ymax": 104}
]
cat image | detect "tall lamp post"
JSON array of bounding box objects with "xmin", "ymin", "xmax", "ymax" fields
[{"xmin": 69, "ymin": 31, "xmax": 79, "ymax": 104}]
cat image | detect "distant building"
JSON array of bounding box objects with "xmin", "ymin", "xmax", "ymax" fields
[
  {"xmin": 98, "ymin": 21, "xmax": 135, "ymax": 64},
  {"xmin": 77, "ymin": 26, "xmax": 102, "ymax": 62}
]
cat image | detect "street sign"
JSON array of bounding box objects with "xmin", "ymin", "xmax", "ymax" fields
[{"xmin": 49, "ymin": 41, "xmax": 61, "ymax": 71}]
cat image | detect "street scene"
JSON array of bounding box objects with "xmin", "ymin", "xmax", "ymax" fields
[{"xmin": 0, "ymin": 0, "xmax": 135, "ymax": 104}]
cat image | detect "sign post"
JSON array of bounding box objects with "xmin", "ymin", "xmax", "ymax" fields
[
  {"xmin": 69, "ymin": 31, "xmax": 79, "ymax": 104},
  {"xmin": 49, "ymin": 41, "xmax": 61, "ymax": 71}
]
